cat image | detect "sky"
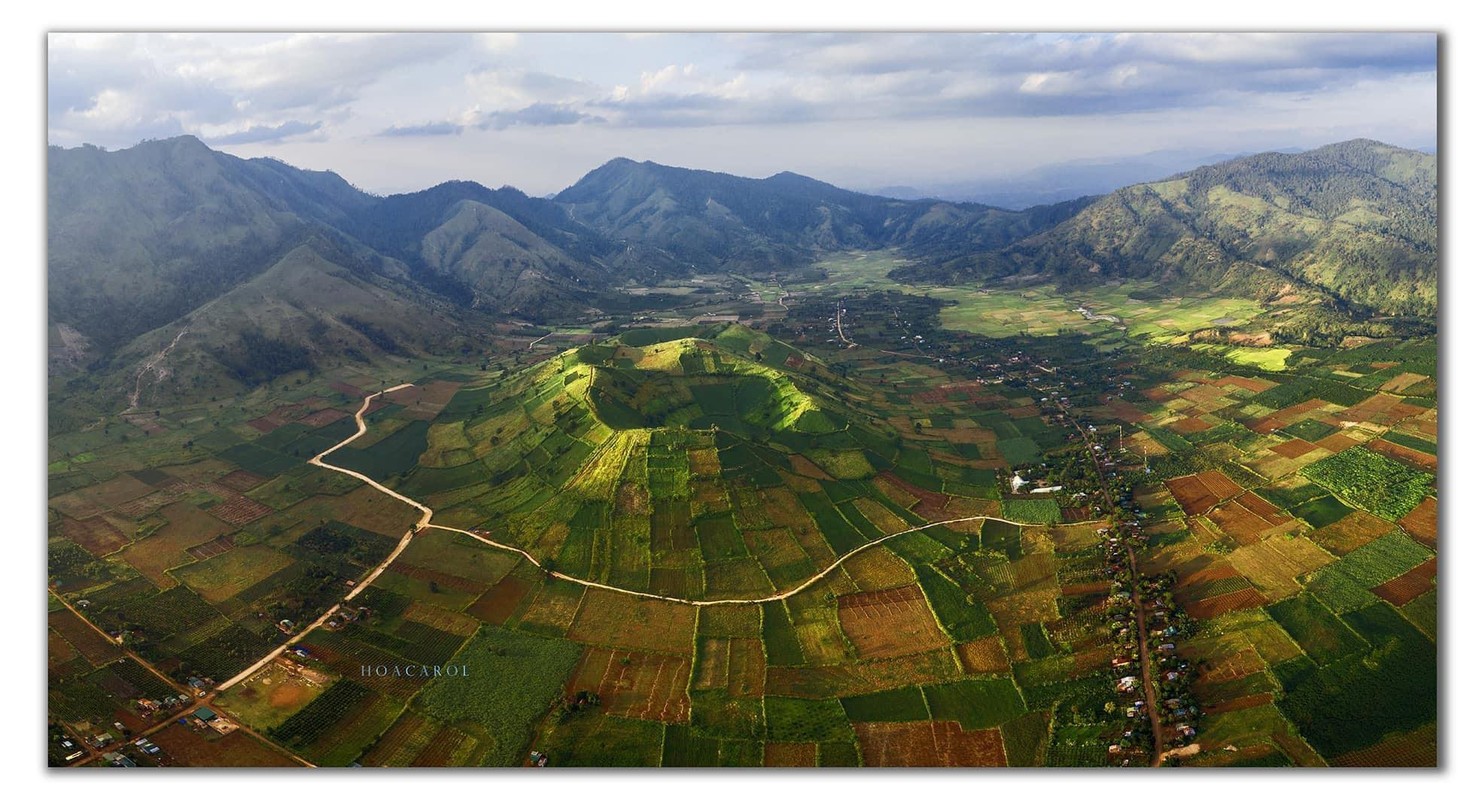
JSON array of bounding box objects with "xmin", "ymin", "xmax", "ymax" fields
[{"xmin": 48, "ymin": 31, "xmax": 1439, "ymax": 199}]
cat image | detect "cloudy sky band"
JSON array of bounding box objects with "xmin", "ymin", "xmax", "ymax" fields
[{"xmin": 46, "ymin": 32, "xmax": 1437, "ymax": 195}]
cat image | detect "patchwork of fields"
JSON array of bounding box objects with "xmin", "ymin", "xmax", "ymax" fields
[{"xmin": 48, "ymin": 294, "xmax": 1437, "ymax": 768}]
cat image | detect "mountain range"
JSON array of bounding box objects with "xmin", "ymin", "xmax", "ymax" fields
[{"xmin": 47, "ymin": 135, "xmax": 1437, "ymax": 416}]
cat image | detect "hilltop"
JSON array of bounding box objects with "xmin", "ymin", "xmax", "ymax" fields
[{"xmin": 894, "ymin": 140, "xmax": 1438, "ymax": 317}]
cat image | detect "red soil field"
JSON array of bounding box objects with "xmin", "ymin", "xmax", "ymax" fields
[
  {"xmin": 1250, "ymin": 399, "xmax": 1328, "ymax": 434},
  {"xmin": 299, "ymin": 408, "xmax": 350, "ymax": 428},
  {"xmin": 1270, "ymin": 438, "xmax": 1319, "ymax": 459},
  {"xmin": 879, "ymin": 471, "xmax": 951, "ymax": 519},
  {"xmin": 1142, "ymin": 387, "xmax": 1175, "ymax": 403},
  {"xmin": 1198, "ymin": 470, "xmax": 1244, "ymax": 498},
  {"xmin": 1365, "ymin": 438, "xmax": 1437, "ymax": 472},
  {"xmin": 207, "ymin": 494, "xmax": 274, "ymax": 526},
  {"xmin": 389, "ymin": 381, "xmax": 465, "ymax": 419},
  {"xmin": 48, "ymin": 609, "xmax": 122, "ymax": 665},
  {"xmin": 764, "ymin": 741, "xmax": 817, "ymax": 767},
  {"xmin": 386, "ymin": 562, "xmax": 488, "ymax": 594},
  {"xmin": 1371, "ymin": 559, "xmax": 1437, "ymax": 606},
  {"xmin": 1100, "ymin": 399, "xmax": 1151, "ymax": 424},
  {"xmin": 1165, "ymin": 471, "xmax": 1242, "ymax": 517},
  {"xmin": 1314, "ymin": 431, "xmax": 1365, "ymax": 452},
  {"xmin": 1168, "ymin": 416, "xmax": 1213, "ymax": 435},
  {"xmin": 214, "ymin": 469, "xmax": 267, "ymax": 492},
  {"xmin": 1206, "ymin": 692, "xmax": 1274, "ymax": 714},
  {"xmin": 1180, "ymin": 563, "xmax": 1242, "ymax": 588},
  {"xmin": 1311, "ymin": 511, "xmax": 1395, "ymax": 556},
  {"xmin": 566, "ymin": 647, "xmax": 691, "ymax": 723},
  {"xmin": 836, "ymin": 585, "xmax": 951, "ymax": 659},
  {"xmin": 1209, "ymin": 502, "xmax": 1270, "ymax": 546},
  {"xmin": 465, "ymin": 576, "xmax": 533, "ymax": 624},
  {"xmin": 148, "ymin": 723, "xmax": 299, "ymax": 767},
  {"xmin": 185, "ymin": 536, "xmax": 236, "ymax": 561},
  {"xmin": 1239, "ymin": 492, "xmax": 1290, "ymax": 526},
  {"xmin": 1179, "ymin": 384, "xmax": 1226, "ymax": 404},
  {"xmin": 1398, "ymin": 496, "xmax": 1438, "ymax": 548},
  {"xmin": 1185, "ymin": 587, "xmax": 1267, "ymax": 620},
  {"xmin": 60, "ymin": 513, "xmax": 129, "ymax": 556},
  {"xmin": 854, "ymin": 721, "xmax": 1008, "ymax": 767}
]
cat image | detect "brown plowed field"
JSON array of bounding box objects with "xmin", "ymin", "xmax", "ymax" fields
[
  {"xmin": 1206, "ymin": 692, "xmax": 1274, "ymax": 714},
  {"xmin": 855, "ymin": 721, "xmax": 1007, "ymax": 767},
  {"xmin": 1398, "ymin": 496, "xmax": 1438, "ymax": 547},
  {"xmin": 299, "ymin": 408, "xmax": 351, "ymax": 428},
  {"xmin": 148, "ymin": 721, "xmax": 299, "ymax": 767},
  {"xmin": 185, "ymin": 536, "xmax": 236, "ymax": 561},
  {"xmin": 206, "ymin": 493, "xmax": 274, "ymax": 525},
  {"xmin": 764, "ymin": 741, "xmax": 817, "ymax": 766},
  {"xmin": 1338, "ymin": 394, "xmax": 1426, "ymax": 427},
  {"xmin": 1314, "ymin": 431, "xmax": 1364, "ymax": 452},
  {"xmin": 1271, "ymin": 438, "xmax": 1320, "ymax": 459},
  {"xmin": 566, "ymin": 647, "xmax": 691, "ymax": 723},
  {"xmin": 1371, "ymin": 559, "xmax": 1437, "ymax": 606},
  {"xmin": 59, "ymin": 514, "xmax": 129, "ymax": 556},
  {"xmin": 956, "ymin": 637, "xmax": 1011, "ymax": 674},
  {"xmin": 1166, "ymin": 471, "xmax": 1243, "ymax": 516},
  {"xmin": 1168, "ymin": 416, "xmax": 1213, "ymax": 435},
  {"xmin": 465, "ymin": 576, "xmax": 533, "ymax": 624},
  {"xmin": 1250, "ymin": 399, "xmax": 1328, "ymax": 434},
  {"xmin": 836, "ymin": 585, "xmax": 950, "ymax": 659},
  {"xmin": 386, "ymin": 562, "xmax": 488, "ymax": 594},
  {"xmin": 878, "ymin": 472, "xmax": 951, "ymax": 519},
  {"xmin": 1365, "ymin": 438, "xmax": 1436, "ymax": 472},
  {"xmin": 1186, "ymin": 587, "xmax": 1267, "ymax": 620},
  {"xmin": 48, "ymin": 609, "xmax": 122, "ymax": 665},
  {"xmin": 215, "ymin": 469, "xmax": 267, "ymax": 492},
  {"xmin": 1209, "ymin": 502, "xmax": 1271, "ymax": 545},
  {"xmin": 1311, "ymin": 511, "xmax": 1394, "ymax": 556}
]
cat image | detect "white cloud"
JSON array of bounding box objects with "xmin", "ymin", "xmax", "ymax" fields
[{"xmin": 47, "ymin": 32, "xmax": 1436, "ymax": 194}]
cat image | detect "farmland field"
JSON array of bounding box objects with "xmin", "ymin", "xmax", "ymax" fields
[{"xmin": 48, "ymin": 279, "xmax": 1437, "ymax": 769}]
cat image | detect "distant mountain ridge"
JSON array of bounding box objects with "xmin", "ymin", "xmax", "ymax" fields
[
  {"xmin": 555, "ymin": 156, "xmax": 1091, "ymax": 273},
  {"xmin": 47, "ymin": 135, "xmax": 1436, "ymax": 416},
  {"xmin": 893, "ymin": 139, "xmax": 1437, "ymax": 317}
]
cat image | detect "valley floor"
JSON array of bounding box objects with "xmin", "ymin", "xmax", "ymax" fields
[{"xmin": 47, "ymin": 259, "xmax": 1437, "ymax": 768}]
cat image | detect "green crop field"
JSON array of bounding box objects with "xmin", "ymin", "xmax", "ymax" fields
[
  {"xmin": 48, "ymin": 271, "xmax": 1437, "ymax": 770},
  {"xmin": 1002, "ymin": 498, "xmax": 1063, "ymax": 525},
  {"xmin": 923, "ymin": 678, "xmax": 1028, "ymax": 730},
  {"xmin": 415, "ymin": 626, "xmax": 583, "ymax": 767},
  {"xmin": 1300, "ymin": 448, "xmax": 1432, "ymax": 520}
]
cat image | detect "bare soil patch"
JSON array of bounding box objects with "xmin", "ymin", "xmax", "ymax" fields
[
  {"xmin": 836, "ymin": 585, "xmax": 951, "ymax": 660},
  {"xmin": 855, "ymin": 721, "xmax": 1007, "ymax": 767}
]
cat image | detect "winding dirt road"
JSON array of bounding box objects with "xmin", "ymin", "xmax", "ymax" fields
[
  {"xmin": 296, "ymin": 383, "xmax": 1064, "ymax": 609},
  {"xmin": 213, "ymin": 380, "xmax": 1103, "ymax": 705},
  {"xmin": 217, "ymin": 385, "xmax": 425, "ymax": 692}
]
